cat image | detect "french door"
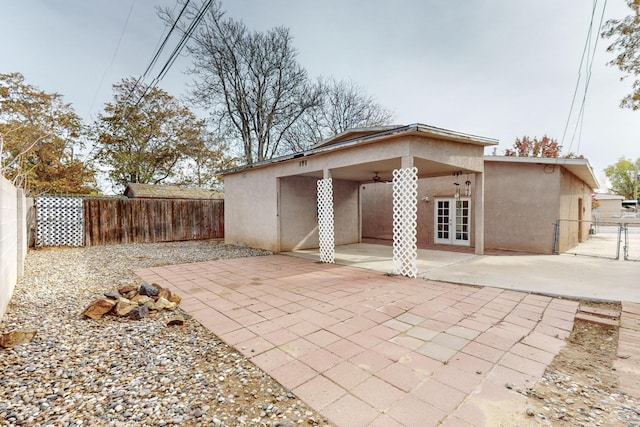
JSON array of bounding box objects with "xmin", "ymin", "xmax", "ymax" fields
[{"xmin": 434, "ymin": 198, "xmax": 471, "ymax": 246}]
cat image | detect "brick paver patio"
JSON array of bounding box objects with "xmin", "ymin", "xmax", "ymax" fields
[{"xmin": 135, "ymin": 254, "xmax": 580, "ymax": 426}]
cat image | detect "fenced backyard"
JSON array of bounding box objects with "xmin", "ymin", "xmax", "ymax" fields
[
  {"xmin": 34, "ymin": 196, "xmax": 224, "ymax": 247},
  {"xmin": 556, "ymin": 219, "xmax": 640, "ymax": 261}
]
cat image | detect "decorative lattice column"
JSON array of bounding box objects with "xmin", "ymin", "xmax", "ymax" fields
[
  {"xmin": 392, "ymin": 167, "xmax": 418, "ymax": 277},
  {"xmin": 317, "ymin": 178, "xmax": 335, "ymax": 263}
]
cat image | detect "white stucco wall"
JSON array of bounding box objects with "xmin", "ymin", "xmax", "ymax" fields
[
  {"xmin": 224, "ymin": 168, "xmax": 280, "ymax": 251},
  {"xmin": 0, "ymin": 176, "xmax": 24, "ymax": 320},
  {"xmin": 279, "ymin": 176, "xmax": 320, "ymax": 250}
]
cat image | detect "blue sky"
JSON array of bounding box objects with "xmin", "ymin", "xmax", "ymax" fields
[{"xmin": 2, "ymin": 0, "xmax": 639, "ymax": 189}]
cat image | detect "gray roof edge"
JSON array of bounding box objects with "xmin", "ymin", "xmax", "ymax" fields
[
  {"xmin": 484, "ymin": 155, "xmax": 599, "ymax": 190},
  {"xmin": 221, "ymin": 123, "xmax": 498, "ymax": 176}
]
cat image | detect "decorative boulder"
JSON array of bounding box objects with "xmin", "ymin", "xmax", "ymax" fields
[
  {"xmin": 129, "ymin": 305, "xmax": 150, "ymax": 320},
  {"xmin": 104, "ymin": 290, "xmax": 121, "ymax": 300},
  {"xmin": 139, "ymin": 283, "xmax": 159, "ymax": 297},
  {"xmin": 0, "ymin": 330, "xmax": 37, "ymax": 348},
  {"xmin": 82, "ymin": 298, "xmax": 117, "ymax": 320},
  {"xmin": 131, "ymin": 295, "xmax": 154, "ymax": 305},
  {"xmin": 117, "ymin": 284, "xmax": 138, "ymax": 294},
  {"xmin": 114, "ymin": 298, "xmax": 138, "ymax": 317}
]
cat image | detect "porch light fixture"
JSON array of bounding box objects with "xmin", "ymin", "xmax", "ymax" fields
[
  {"xmin": 465, "ymin": 173, "xmax": 471, "ymax": 197},
  {"xmin": 453, "ymin": 171, "xmax": 461, "ymax": 199}
]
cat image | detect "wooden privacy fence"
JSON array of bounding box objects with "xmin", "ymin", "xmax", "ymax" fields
[{"xmin": 84, "ymin": 198, "xmax": 224, "ymax": 246}]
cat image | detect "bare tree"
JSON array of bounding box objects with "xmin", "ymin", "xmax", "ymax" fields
[
  {"xmin": 160, "ymin": 1, "xmax": 321, "ymax": 164},
  {"xmin": 284, "ymin": 77, "xmax": 394, "ymax": 152}
]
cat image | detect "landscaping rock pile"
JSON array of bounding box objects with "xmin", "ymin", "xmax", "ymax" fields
[{"xmin": 82, "ymin": 282, "xmax": 182, "ymax": 321}]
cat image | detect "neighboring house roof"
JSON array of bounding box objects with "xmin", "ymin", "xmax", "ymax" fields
[
  {"xmin": 484, "ymin": 156, "xmax": 599, "ymax": 190},
  {"xmin": 594, "ymin": 194, "xmax": 624, "ymax": 201},
  {"xmin": 124, "ymin": 183, "xmax": 223, "ymax": 199},
  {"xmin": 222, "ymin": 123, "xmax": 499, "ymax": 175},
  {"xmin": 312, "ymin": 125, "xmax": 402, "ymax": 148}
]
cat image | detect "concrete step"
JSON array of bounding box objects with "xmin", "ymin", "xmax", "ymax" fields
[{"xmin": 575, "ymin": 312, "xmax": 619, "ymax": 327}]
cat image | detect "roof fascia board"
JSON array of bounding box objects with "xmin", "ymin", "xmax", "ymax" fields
[
  {"xmin": 484, "ymin": 155, "xmax": 599, "ymax": 189},
  {"xmin": 222, "ymin": 124, "xmax": 498, "ymax": 175}
]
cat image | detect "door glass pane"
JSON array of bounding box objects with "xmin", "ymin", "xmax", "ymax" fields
[
  {"xmin": 455, "ymin": 200, "xmax": 469, "ymax": 242},
  {"xmin": 437, "ymin": 200, "xmax": 449, "ymax": 239}
]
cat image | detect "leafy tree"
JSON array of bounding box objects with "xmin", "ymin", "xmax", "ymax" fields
[
  {"xmin": 604, "ymin": 156, "xmax": 640, "ymax": 200},
  {"xmin": 160, "ymin": 1, "xmax": 322, "ymax": 164},
  {"xmin": 504, "ymin": 135, "xmax": 562, "ymax": 157},
  {"xmin": 602, "ymin": 1, "xmax": 640, "ymax": 109},
  {"xmin": 172, "ymin": 134, "xmax": 236, "ymax": 190},
  {"xmin": 283, "ymin": 77, "xmax": 393, "ymax": 152},
  {"xmin": 93, "ymin": 77, "xmax": 231, "ymax": 192},
  {"xmin": 0, "ymin": 72, "xmax": 96, "ymax": 195}
]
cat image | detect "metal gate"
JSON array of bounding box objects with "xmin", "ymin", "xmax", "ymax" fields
[
  {"xmin": 554, "ymin": 219, "xmax": 640, "ymax": 261},
  {"xmin": 35, "ymin": 196, "xmax": 84, "ymax": 247},
  {"xmin": 624, "ymin": 223, "xmax": 640, "ymax": 261}
]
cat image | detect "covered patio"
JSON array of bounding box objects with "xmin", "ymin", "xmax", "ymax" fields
[{"xmin": 223, "ymin": 124, "xmax": 498, "ymax": 278}]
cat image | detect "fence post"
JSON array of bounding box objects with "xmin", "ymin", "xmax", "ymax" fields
[{"xmin": 622, "ymin": 224, "xmax": 627, "ymax": 260}]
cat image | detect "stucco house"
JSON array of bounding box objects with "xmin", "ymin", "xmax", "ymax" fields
[
  {"xmin": 222, "ymin": 124, "xmax": 598, "ymax": 274},
  {"xmin": 593, "ymin": 193, "xmax": 625, "ymax": 220}
]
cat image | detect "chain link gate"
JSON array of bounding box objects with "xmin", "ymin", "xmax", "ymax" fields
[
  {"xmin": 35, "ymin": 196, "xmax": 84, "ymax": 247},
  {"xmin": 554, "ymin": 219, "xmax": 640, "ymax": 261},
  {"xmin": 624, "ymin": 223, "xmax": 640, "ymax": 261}
]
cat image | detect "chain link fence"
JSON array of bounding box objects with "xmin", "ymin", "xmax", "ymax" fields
[
  {"xmin": 623, "ymin": 222, "xmax": 640, "ymax": 261},
  {"xmin": 554, "ymin": 219, "xmax": 640, "ymax": 261}
]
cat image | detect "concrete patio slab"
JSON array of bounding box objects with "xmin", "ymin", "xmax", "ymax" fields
[
  {"xmin": 286, "ymin": 243, "xmax": 640, "ymax": 303},
  {"xmin": 135, "ymin": 254, "xmax": 590, "ymax": 427}
]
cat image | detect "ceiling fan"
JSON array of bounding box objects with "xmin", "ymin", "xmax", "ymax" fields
[{"xmin": 371, "ymin": 172, "xmax": 392, "ymax": 183}]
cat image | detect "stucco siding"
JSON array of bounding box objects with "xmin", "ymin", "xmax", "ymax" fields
[
  {"xmin": 361, "ymin": 183, "xmax": 393, "ymax": 240},
  {"xmin": 224, "ymin": 169, "xmax": 279, "ymax": 251},
  {"xmin": 557, "ymin": 168, "xmax": 594, "ymax": 252},
  {"xmin": 333, "ymin": 180, "xmax": 360, "ymax": 246},
  {"xmin": 279, "ymin": 177, "xmax": 360, "ymax": 251},
  {"xmin": 361, "ymin": 175, "xmax": 478, "ymax": 246},
  {"xmin": 484, "ymin": 162, "xmax": 560, "ymax": 254},
  {"xmin": 594, "ymin": 198, "xmax": 623, "ymax": 220},
  {"xmin": 279, "ymin": 176, "xmax": 319, "ymax": 251}
]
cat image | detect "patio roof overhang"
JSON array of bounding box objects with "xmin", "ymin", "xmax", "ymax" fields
[{"xmin": 221, "ymin": 123, "xmax": 499, "ymax": 181}]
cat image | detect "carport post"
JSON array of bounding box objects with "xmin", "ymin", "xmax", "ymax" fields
[
  {"xmin": 474, "ymin": 172, "xmax": 485, "ymax": 255},
  {"xmin": 392, "ymin": 156, "xmax": 418, "ymax": 277},
  {"xmin": 317, "ymin": 169, "xmax": 335, "ymax": 263}
]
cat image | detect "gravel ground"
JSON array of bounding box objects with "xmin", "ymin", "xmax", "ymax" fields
[{"xmin": 0, "ymin": 240, "xmax": 333, "ymax": 427}]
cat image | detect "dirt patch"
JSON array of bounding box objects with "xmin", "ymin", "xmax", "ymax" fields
[{"xmin": 524, "ymin": 301, "xmax": 640, "ymax": 426}]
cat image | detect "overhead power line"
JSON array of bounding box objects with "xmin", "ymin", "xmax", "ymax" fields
[
  {"xmin": 560, "ymin": 0, "xmax": 608, "ymax": 155},
  {"xmin": 123, "ymin": 0, "xmax": 214, "ymax": 118},
  {"xmin": 87, "ymin": 0, "xmax": 137, "ymax": 118},
  {"xmin": 121, "ymin": 0, "xmax": 193, "ymax": 109}
]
